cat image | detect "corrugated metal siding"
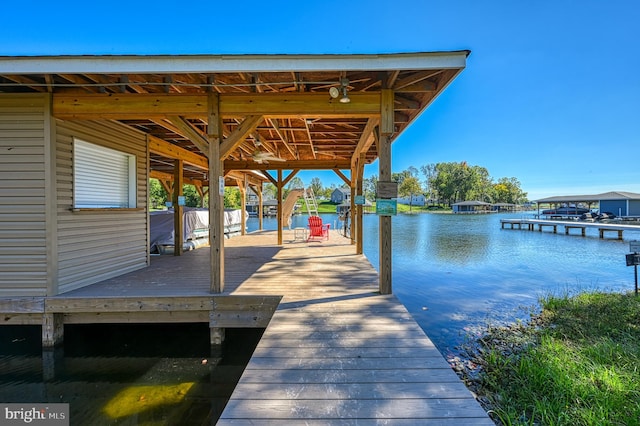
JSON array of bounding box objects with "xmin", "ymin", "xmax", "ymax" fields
[
  {"xmin": 0, "ymin": 94, "xmax": 48, "ymax": 296},
  {"xmin": 600, "ymin": 200, "xmax": 627, "ymax": 216},
  {"xmin": 56, "ymin": 120, "xmax": 148, "ymax": 294},
  {"xmin": 629, "ymin": 200, "xmax": 640, "ymax": 217}
]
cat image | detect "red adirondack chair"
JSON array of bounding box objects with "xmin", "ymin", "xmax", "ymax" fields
[{"xmin": 307, "ymin": 215, "xmax": 330, "ymax": 241}]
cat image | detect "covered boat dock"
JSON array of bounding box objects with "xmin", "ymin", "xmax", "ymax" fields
[{"xmin": 0, "ymin": 52, "xmax": 494, "ymax": 422}]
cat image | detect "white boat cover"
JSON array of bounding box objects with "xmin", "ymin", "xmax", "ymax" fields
[{"xmin": 150, "ymin": 208, "xmax": 244, "ymax": 251}]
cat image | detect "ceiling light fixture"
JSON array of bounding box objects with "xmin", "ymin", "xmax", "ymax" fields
[{"xmin": 339, "ymin": 78, "xmax": 350, "ymax": 103}]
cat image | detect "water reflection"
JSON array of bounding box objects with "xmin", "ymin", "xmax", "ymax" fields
[{"xmin": 0, "ymin": 324, "xmax": 263, "ymax": 425}]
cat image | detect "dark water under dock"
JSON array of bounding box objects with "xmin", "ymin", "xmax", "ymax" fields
[{"xmin": 0, "ymin": 324, "xmax": 263, "ymax": 424}]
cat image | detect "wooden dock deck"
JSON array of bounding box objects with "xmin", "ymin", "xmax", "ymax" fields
[
  {"xmin": 501, "ymin": 218, "xmax": 640, "ymax": 239},
  {"xmin": 218, "ymin": 231, "xmax": 492, "ymax": 424},
  {"xmin": 1, "ymin": 230, "xmax": 492, "ymax": 424}
]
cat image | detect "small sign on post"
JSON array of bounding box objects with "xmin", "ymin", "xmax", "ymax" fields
[
  {"xmin": 626, "ymin": 242, "xmax": 640, "ymax": 295},
  {"xmin": 626, "ymin": 253, "xmax": 640, "ymax": 267},
  {"xmin": 377, "ymin": 181, "xmax": 398, "ymax": 199},
  {"xmin": 376, "ymin": 199, "xmax": 397, "ymax": 216}
]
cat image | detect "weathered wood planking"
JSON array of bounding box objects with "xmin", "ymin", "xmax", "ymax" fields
[{"xmin": 219, "ymin": 231, "xmax": 492, "ymax": 424}]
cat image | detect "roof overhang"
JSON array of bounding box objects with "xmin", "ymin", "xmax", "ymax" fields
[
  {"xmin": 535, "ymin": 191, "xmax": 640, "ymax": 203},
  {"xmin": 0, "ymin": 51, "xmax": 469, "ymax": 184},
  {"xmin": 0, "ymin": 52, "xmax": 469, "ymax": 74}
]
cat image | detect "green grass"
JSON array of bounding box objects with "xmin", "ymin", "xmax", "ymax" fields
[
  {"xmin": 476, "ymin": 292, "xmax": 640, "ymax": 425},
  {"xmin": 308, "ymin": 200, "xmax": 451, "ymax": 214},
  {"xmin": 316, "ymin": 201, "xmax": 341, "ymax": 213}
]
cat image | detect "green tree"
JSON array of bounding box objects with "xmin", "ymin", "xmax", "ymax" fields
[
  {"xmin": 287, "ymin": 177, "xmax": 304, "ymax": 190},
  {"xmin": 183, "ymin": 184, "xmax": 201, "ymax": 207},
  {"xmin": 398, "ymin": 175, "xmax": 422, "ymax": 212},
  {"xmin": 431, "ymin": 162, "xmax": 458, "ymax": 205},
  {"xmin": 392, "ymin": 168, "xmax": 417, "ymax": 186},
  {"xmin": 363, "ymin": 175, "xmax": 378, "ymax": 201},
  {"xmin": 493, "ymin": 177, "xmax": 527, "ymax": 204},
  {"xmin": 262, "ymin": 183, "xmax": 276, "ymax": 200},
  {"xmin": 431, "ymin": 161, "xmax": 495, "ymax": 205},
  {"xmin": 310, "ymin": 177, "xmax": 323, "ymax": 196},
  {"xmin": 465, "ymin": 165, "xmax": 493, "ymax": 203},
  {"xmin": 420, "ymin": 163, "xmax": 437, "ymax": 203},
  {"xmin": 223, "ymin": 187, "xmax": 241, "ymax": 208},
  {"xmin": 149, "ymin": 178, "xmax": 168, "ymax": 209}
]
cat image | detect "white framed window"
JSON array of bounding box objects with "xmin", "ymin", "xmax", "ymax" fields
[{"xmin": 73, "ymin": 138, "xmax": 137, "ymax": 208}]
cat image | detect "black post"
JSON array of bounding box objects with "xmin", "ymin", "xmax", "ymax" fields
[{"xmin": 635, "ymin": 264, "xmax": 638, "ymax": 296}]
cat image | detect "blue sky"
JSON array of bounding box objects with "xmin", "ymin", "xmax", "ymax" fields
[{"xmin": 2, "ymin": 1, "xmax": 638, "ymax": 200}]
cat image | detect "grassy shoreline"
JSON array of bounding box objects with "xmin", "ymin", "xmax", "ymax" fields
[{"xmin": 457, "ymin": 291, "xmax": 640, "ymax": 425}]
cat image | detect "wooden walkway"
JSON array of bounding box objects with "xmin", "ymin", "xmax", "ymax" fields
[
  {"xmin": 218, "ymin": 231, "xmax": 492, "ymax": 424},
  {"xmin": 501, "ymin": 218, "xmax": 640, "ymax": 239}
]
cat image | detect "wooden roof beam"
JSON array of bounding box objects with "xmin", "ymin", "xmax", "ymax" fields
[
  {"xmin": 220, "ymin": 115, "xmax": 263, "ymax": 159},
  {"xmin": 52, "ymin": 92, "xmax": 382, "ymax": 120},
  {"xmin": 333, "ymin": 169, "xmax": 351, "ymax": 186},
  {"xmin": 148, "ymin": 134, "xmax": 209, "ymax": 169},
  {"xmin": 167, "ymin": 115, "xmax": 210, "ymax": 155},
  {"xmin": 224, "ymin": 159, "xmax": 351, "ymax": 171},
  {"xmin": 226, "ymin": 171, "xmax": 267, "ymax": 186},
  {"xmin": 3, "ymin": 75, "xmax": 47, "ymax": 92},
  {"xmin": 150, "ymin": 169, "xmax": 206, "ymax": 187},
  {"xmin": 304, "ymin": 119, "xmax": 316, "ymax": 159},
  {"xmin": 268, "ymin": 118, "xmax": 296, "ymax": 158},
  {"xmin": 351, "ymin": 117, "xmax": 379, "ymax": 168},
  {"xmin": 393, "ymin": 70, "xmax": 442, "ymax": 90}
]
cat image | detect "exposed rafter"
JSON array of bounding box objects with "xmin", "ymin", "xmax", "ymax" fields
[
  {"xmin": 167, "ymin": 115, "xmax": 210, "ymax": 155},
  {"xmin": 0, "ymin": 52, "xmax": 468, "ymax": 182}
]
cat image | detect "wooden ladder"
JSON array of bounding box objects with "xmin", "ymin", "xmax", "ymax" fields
[{"xmin": 303, "ymin": 187, "xmax": 319, "ymax": 216}]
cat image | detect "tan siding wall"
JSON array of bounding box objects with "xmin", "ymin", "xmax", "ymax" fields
[
  {"xmin": 0, "ymin": 94, "xmax": 48, "ymax": 296},
  {"xmin": 56, "ymin": 120, "xmax": 148, "ymax": 294}
]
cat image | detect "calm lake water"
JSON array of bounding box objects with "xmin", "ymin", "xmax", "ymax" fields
[
  {"xmin": 2, "ymin": 211, "xmax": 638, "ymax": 424},
  {"xmin": 272, "ymin": 212, "xmax": 640, "ymax": 356}
]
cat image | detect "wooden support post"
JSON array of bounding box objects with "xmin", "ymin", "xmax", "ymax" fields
[
  {"xmin": 599, "ymin": 229, "xmax": 623, "ymax": 240},
  {"xmin": 42, "ymin": 347, "xmax": 64, "ymax": 381},
  {"xmin": 258, "ymin": 184, "xmax": 264, "ymax": 230},
  {"xmin": 379, "ymin": 89, "xmax": 394, "ymax": 295},
  {"xmin": 208, "ymin": 93, "xmax": 224, "ymax": 293},
  {"xmin": 356, "ymin": 153, "xmax": 366, "ymax": 254},
  {"xmin": 379, "ymin": 141, "xmax": 392, "ymax": 295},
  {"xmin": 42, "ymin": 313, "xmax": 63, "ymax": 348},
  {"xmin": 235, "ymin": 177, "xmax": 247, "ymax": 236},
  {"xmin": 173, "ymin": 159, "xmax": 184, "ymax": 256},
  {"xmin": 242, "ymin": 175, "xmax": 248, "ymax": 235},
  {"xmin": 210, "ymin": 327, "xmax": 225, "ymax": 346},
  {"xmin": 565, "ymin": 226, "xmax": 586, "ymax": 236},
  {"xmin": 277, "ymin": 170, "xmax": 283, "ymax": 245},
  {"xmin": 349, "ymin": 181, "xmax": 358, "ymax": 245}
]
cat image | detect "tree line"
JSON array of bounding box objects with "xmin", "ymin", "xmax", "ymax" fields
[
  {"xmin": 363, "ymin": 161, "xmax": 528, "ymax": 206},
  {"xmin": 149, "ymin": 161, "xmax": 527, "ymax": 210}
]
